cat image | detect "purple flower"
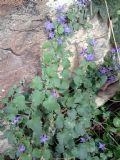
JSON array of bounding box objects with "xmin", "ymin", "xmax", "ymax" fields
[
  {"xmin": 51, "ymin": 89, "xmax": 60, "ymax": 98},
  {"xmin": 77, "ymin": 0, "xmax": 90, "ymax": 7},
  {"xmin": 89, "ymin": 39, "xmax": 96, "ymax": 47},
  {"xmin": 118, "ymin": 48, "xmax": 120, "ymax": 53},
  {"xmin": 80, "ymin": 48, "xmax": 87, "ymax": 55},
  {"xmin": 111, "ymin": 48, "xmax": 116, "ymax": 54},
  {"xmin": 80, "ymin": 136, "xmax": 91, "ymax": 143},
  {"xmin": 45, "ymin": 21, "xmax": 54, "ymax": 31},
  {"xmin": 85, "ymin": 54, "xmax": 95, "ymax": 61},
  {"xmin": 107, "ymin": 75, "xmax": 116, "ymax": 82},
  {"xmin": 57, "ymin": 38, "xmax": 63, "ymax": 45},
  {"xmin": 48, "ymin": 32, "xmax": 55, "ymax": 39},
  {"xmin": 18, "ymin": 144, "xmax": 26, "ymax": 153},
  {"xmin": 99, "ymin": 67, "xmax": 109, "ymax": 74},
  {"xmin": 11, "ymin": 116, "xmax": 21, "ymax": 125},
  {"xmin": 64, "ymin": 24, "xmax": 71, "ymax": 33},
  {"xmin": 56, "ymin": 5, "xmax": 64, "ymax": 13},
  {"xmin": 40, "ymin": 135, "xmax": 48, "ymax": 144},
  {"xmin": 98, "ymin": 143, "xmax": 106, "ymax": 151},
  {"xmin": 80, "ymin": 137, "xmax": 86, "ymax": 143},
  {"xmin": 57, "ymin": 15, "xmax": 66, "ymax": 24},
  {"xmin": 111, "ymin": 47, "xmax": 120, "ymax": 54}
]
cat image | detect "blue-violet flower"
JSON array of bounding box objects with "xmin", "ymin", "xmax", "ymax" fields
[
  {"xmin": 52, "ymin": 89, "xmax": 60, "ymax": 98},
  {"xmin": 12, "ymin": 115, "xmax": 21, "ymax": 125},
  {"xmin": 111, "ymin": 48, "xmax": 116, "ymax": 54},
  {"xmin": 57, "ymin": 15, "xmax": 66, "ymax": 24},
  {"xmin": 80, "ymin": 48, "xmax": 87, "ymax": 55},
  {"xmin": 40, "ymin": 135, "xmax": 48, "ymax": 144},
  {"xmin": 98, "ymin": 142, "xmax": 106, "ymax": 151},
  {"xmin": 45, "ymin": 21, "xmax": 54, "ymax": 31},
  {"xmin": 64, "ymin": 24, "xmax": 71, "ymax": 33},
  {"xmin": 85, "ymin": 54, "xmax": 94, "ymax": 61},
  {"xmin": 18, "ymin": 144, "xmax": 26, "ymax": 153},
  {"xmin": 77, "ymin": 0, "xmax": 90, "ymax": 7},
  {"xmin": 99, "ymin": 67, "xmax": 109, "ymax": 74},
  {"xmin": 107, "ymin": 76, "xmax": 116, "ymax": 82},
  {"xmin": 80, "ymin": 137, "xmax": 86, "ymax": 143},
  {"xmin": 48, "ymin": 32, "xmax": 55, "ymax": 39},
  {"xmin": 57, "ymin": 38, "xmax": 63, "ymax": 45}
]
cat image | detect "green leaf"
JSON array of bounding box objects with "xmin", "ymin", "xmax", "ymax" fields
[
  {"xmin": 46, "ymin": 64, "xmax": 58, "ymax": 77},
  {"xmin": 67, "ymin": 12, "xmax": 75, "ymax": 20},
  {"xmin": 64, "ymin": 118, "xmax": 75, "ymax": 129},
  {"xmin": 51, "ymin": 77, "xmax": 61, "ymax": 88},
  {"xmin": 30, "ymin": 77, "xmax": 43, "ymax": 90},
  {"xmin": 27, "ymin": 116, "xmax": 42, "ymax": 135},
  {"xmin": 43, "ymin": 96, "xmax": 60, "ymax": 112},
  {"xmin": 13, "ymin": 94, "xmax": 26, "ymax": 110},
  {"xmin": 66, "ymin": 97, "xmax": 75, "ymax": 108},
  {"xmin": 57, "ymin": 130, "xmax": 73, "ymax": 146},
  {"xmin": 56, "ymin": 144, "xmax": 64, "ymax": 154},
  {"xmin": 113, "ymin": 117, "xmax": 120, "ymax": 128},
  {"xmin": 73, "ymin": 23, "xmax": 80, "ymax": 31},
  {"xmin": 117, "ymin": 9, "xmax": 120, "ymax": 15},
  {"xmin": 31, "ymin": 90, "xmax": 45, "ymax": 107},
  {"xmin": 61, "ymin": 69, "xmax": 70, "ymax": 79},
  {"xmin": 4, "ymin": 104, "xmax": 18, "ymax": 114},
  {"xmin": 32, "ymin": 148, "xmax": 41, "ymax": 158},
  {"xmin": 42, "ymin": 41, "xmax": 52, "ymax": 49},
  {"xmin": 100, "ymin": 153, "xmax": 107, "ymax": 160},
  {"xmin": 74, "ymin": 122, "xmax": 86, "ymax": 136},
  {"xmin": 60, "ymin": 79, "xmax": 69, "ymax": 90},
  {"xmin": 87, "ymin": 140, "xmax": 96, "ymax": 153},
  {"xmin": 57, "ymin": 25, "xmax": 64, "ymax": 34},
  {"xmin": 43, "ymin": 52, "xmax": 54, "ymax": 64},
  {"xmin": 77, "ymin": 144, "xmax": 88, "ymax": 160},
  {"xmin": 20, "ymin": 154, "xmax": 31, "ymax": 160},
  {"xmin": 67, "ymin": 109, "xmax": 77, "ymax": 120},
  {"xmin": 62, "ymin": 59, "xmax": 70, "ymax": 69},
  {"xmin": 115, "ymin": 145, "xmax": 120, "ymax": 158},
  {"xmin": 55, "ymin": 114, "xmax": 64, "ymax": 129},
  {"xmin": 71, "ymin": 147, "xmax": 79, "ymax": 158},
  {"xmin": 74, "ymin": 75, "xmax": 83, "ymax": 86},
  {"xmin": 42, "ymin": 149, "xmax": 51, "ymax": 160}
]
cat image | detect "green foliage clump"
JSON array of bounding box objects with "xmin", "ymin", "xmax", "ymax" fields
[{"xmin": 0, "ymin": 36, "xmax": 107, "ymax": 160}]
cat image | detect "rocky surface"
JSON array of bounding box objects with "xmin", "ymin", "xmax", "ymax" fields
[{"xmin": 0, "ymin": 0, "xmax": 48, "ymax": 104}]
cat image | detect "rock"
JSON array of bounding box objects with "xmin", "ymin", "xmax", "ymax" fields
[
  {"xmin": 0, "ymin": 0, "xmax": 48, "ymax": 102},
  {"xmin": 66, "ymin": 15, "xmax": 111, "ymax": 72},
  {"xmin": 96, "ymin": 81, "xmax": 120, "ymax": 107}
]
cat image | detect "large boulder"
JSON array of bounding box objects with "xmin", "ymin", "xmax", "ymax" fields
[{"xmin": 0, "ymin": 0, "xmax": 48, "ymax": 104}]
